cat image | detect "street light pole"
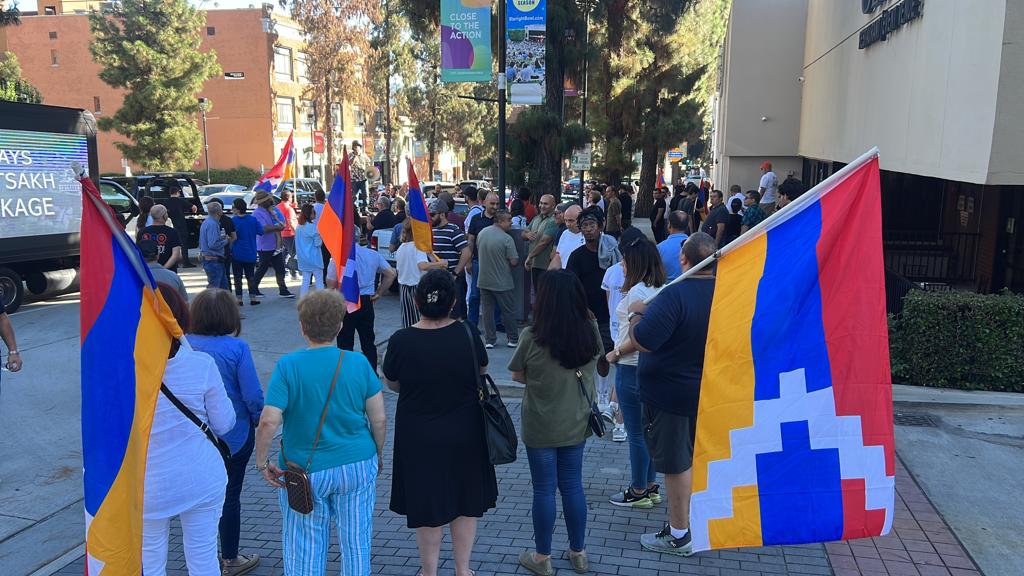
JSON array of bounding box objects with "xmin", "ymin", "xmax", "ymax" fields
[
  {"xmin": 198, "ymin": 97, "xmax": 210, "ymax": 182},
  {"xmin": 497, "ymin": 0, "xmax": 507, "ymax": 205},
  {"xmin": 578, "ymin": 3, "xmax": 590, "ymax": 203}
]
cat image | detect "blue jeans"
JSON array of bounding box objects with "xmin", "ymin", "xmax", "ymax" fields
[
  {"xmin": 203, "ymin": 259, "xmax": 229, "ymax": 290},
  {"xmin": 526, "ymin": 443, "xmax": 587, "ymax": 555},
  {"xmin": 220, "ymin": 424, "xmax": 254, "ymax": 560},
  {"xmin": 616, "ymin": 364, "xmax": 657, "ymax": 491}
]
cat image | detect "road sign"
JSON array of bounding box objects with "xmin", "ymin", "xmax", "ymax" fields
[
  {"xmin": 313, "ymin": 131, "xmax": 325, "ymax": 154},
  {"xmin": 571, "ymin": 144, "xmax": 592, "ymax": 171}
]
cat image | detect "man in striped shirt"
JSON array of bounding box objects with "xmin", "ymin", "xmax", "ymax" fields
[{"xmin": 430, "ymin": 198, "xmax": 471, "ymax": 318}]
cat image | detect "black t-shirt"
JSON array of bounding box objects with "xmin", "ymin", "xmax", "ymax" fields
[
  {"xmin": 566, "ymin": 245, "xmax": 609, "ymax": 323},
  {"xmin": 702, "ymin": 204, "xmax": 730, "ymax": 238},
  {"xmin": 618, "ymin": 192, "xmax": 633, "ymax": 222},
  {"xmin": 724, "ymin": 213, "xmax": 742, "ymax": 244},
  {"xmin": 650, "ymin": 198, "xmax": 667, "ymax": 225},
  {"xmin": 163, "ymin": 196, "xmax": 188, "ymax": 221},
  {"xmin": 468, "ymin": 214, "xmax": 495, "ymax": 258},
  {"xmin": 139, "ymin": 225, "xmax": 182, "ymax": 270},
  {"xmin": 372, "ymin": 210, "xmax": 397, "ymax": 231},
  {"xmin": 669, "ymin": 194, "xmax": 684, "ymax": 213},
  {"xmin": 634, "ymin": 276, "xmax": 716, "ymax": 416},
  {"xmin": 219, "ymin": 216, "xmax": 236, "ymax": 256}
]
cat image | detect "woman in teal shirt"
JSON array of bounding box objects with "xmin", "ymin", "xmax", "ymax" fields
[{"xmin": 254, "ymin": 290, "xmax": 387, "ymax": 576}]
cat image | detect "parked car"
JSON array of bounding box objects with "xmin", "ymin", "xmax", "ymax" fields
[
  {"xmin": 279, "ymin": 178, "xmax": 325, "ymax": 206},
  {"xmin": 421, "ymin": 181, "xmax": 457, "ymax": 198},
  {"xmin": 198, "ymin": 184, "xmax": 247, "ymax": 200},
  {"xmin": 458, "ymin": 180, "xmax": 490, "ymax": 193},
  {"xmin": 99, "ymin": 178, "xmax": 142, "ymax": 237}
]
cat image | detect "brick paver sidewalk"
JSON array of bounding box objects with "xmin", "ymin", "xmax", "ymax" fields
[{"xmin": 55, "ymin": 394, "xmax": 981, "ymax": 576}]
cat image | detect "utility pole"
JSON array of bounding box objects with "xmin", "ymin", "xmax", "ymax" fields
[
  {"xmin": 198, "ymin": 97, "xmax": 210, "ymax": 182},
  {"xmin": 383, "ymin": 0, "xmax": 393, "ymax": 185},
  {"xmin": 497, "ymin": 0, "xmax": 507, "ymax": 205},
  {"xmin": 578, "ymin": 2, "xmax": 590, "ymax": 203},
  {"xmin": 325, "ymin": 76, "xmax": 335, "ymax": 171}
]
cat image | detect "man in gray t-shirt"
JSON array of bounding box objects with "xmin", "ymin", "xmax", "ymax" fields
[{"xmin": 475, "ymin": 210, "xmax": 520, "ymax": 347}]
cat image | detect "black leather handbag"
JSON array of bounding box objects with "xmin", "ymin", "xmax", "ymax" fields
[
  {"xmin": 576, "ymin": 370, "xmax": 606, "ymax": 438},
  {"xmin": 462, "ymin": 321, "xmax": 518, "ymax": 465}
]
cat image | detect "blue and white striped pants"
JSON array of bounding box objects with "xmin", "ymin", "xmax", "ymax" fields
[{"xmin": 279, "ymin": 456, "xmax": 378, "ymax": 576}]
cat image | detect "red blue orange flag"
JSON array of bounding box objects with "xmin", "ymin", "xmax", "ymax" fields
[
  {"xmin": 79, "ymin": 169, "xmax": 182, "ymax": 574},
  {"xmin": 255, "ymin": 131, "xmax": 295, "ymax": 193},
  {"xmin": 684, "ymin": 148, "xmax": 894, "ymax": 551},
  {"xmin": 406, "ymin": 159, "xmax": 435, "ymax": 255},
  {"xmin": 656, "ymin": 167, "xmax": 666, "ymax": 189},
  {"xmin": 318, "ymin": 149, "xmax": 361, "ymax": 312}
]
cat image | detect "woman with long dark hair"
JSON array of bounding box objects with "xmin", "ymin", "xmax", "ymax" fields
[
  {"xmin": 509, "ymin": 270, "xmax": 602, "ymax": 576},
  {"xmin": 605, "ymin": 239, "xmax": 666, "ymax": 509}
]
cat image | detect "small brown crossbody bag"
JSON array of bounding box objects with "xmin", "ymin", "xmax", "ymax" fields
[{"xmin": 281, "ymin": 351, "xmax": 344, "ymax": 514}]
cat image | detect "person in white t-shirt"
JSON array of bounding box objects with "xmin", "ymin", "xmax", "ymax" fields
[
  {"xmin": 548, "ymin": 205, "xmax": 584, "ymax": 270},
  {"xmin": 758, "ymin": 161, "xmax": 779, "ymax": 216},
  {"xmin": 727, "ymin": 184, "xmax": 746, "ymax": 215},
  {"xmin": 605, "ymin": 239, "xmax": 667, "ymax": 509},
  {"xmin": 395, "ymin": 224, "xmax": 448, "ymax": 328},
  {"xmin": 601, "ymin": 261, "xmax": 627, "ymax": 442}
]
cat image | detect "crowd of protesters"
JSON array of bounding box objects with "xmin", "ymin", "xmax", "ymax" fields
[{"xmin": 123, "ymin": 164, "xmax": 809, "ymax": 576}]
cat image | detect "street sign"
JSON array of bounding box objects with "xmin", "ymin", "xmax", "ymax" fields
[
  {"xmin": 570, "ymin": 144, "xmax": 592, "ymax": 171},
  {"xmin": 224, "ymin": 72, "xmax": 245, "ymax": 79},
  {"xmin": 313, "ymin": 131, "xmax": 325, "ymax": 154}
]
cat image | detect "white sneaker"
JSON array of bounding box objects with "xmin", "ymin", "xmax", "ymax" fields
[
  {"xmin": 599, "ymin": 403, "xmax": 614, "ymax": 424},
  {"xmin": 612, "ymin": 425, "xmax": 627, "ymax": 442},
  {"xmin": 485, "ymin": 343, "xmax": 495, "ymax": 349}
]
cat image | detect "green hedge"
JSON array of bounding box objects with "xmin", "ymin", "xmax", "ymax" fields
[
  {"xmin": 205, "ymin": 166, "xmax": 261, "ymax": 187},
  {"xmin": 890, "ymin": 290, "xmax": 1024, "ymax": 392}
]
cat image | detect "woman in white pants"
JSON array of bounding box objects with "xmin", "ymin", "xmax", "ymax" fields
[
  {"xmin": 144, "ymin": 282, "xmax": 236, "ymax": 575},
  {"xmin": 295, "ymin": 203, "xmax": 325, "ymax": 298}
]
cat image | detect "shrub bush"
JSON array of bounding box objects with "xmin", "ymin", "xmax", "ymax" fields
[
  {"xmin": 206, "ymin": 166, "xmax": 261, "ymax": 187},
  {"xmin": 889, "ymin": 289, "xmax": 1024, "ymax": 392}
]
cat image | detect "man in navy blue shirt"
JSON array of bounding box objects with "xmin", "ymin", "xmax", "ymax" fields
[{"xmin": 628, "ymin": 232, "xmax": 716, "ymax": 556}]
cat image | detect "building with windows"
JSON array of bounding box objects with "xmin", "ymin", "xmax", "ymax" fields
[
  {"xmin": 712, "ymin": 0, "xmax": 1024, "ymax": 293},
  {"xmin": 0, "ymin": 3, "xmax": 374, "ymax": 182}
]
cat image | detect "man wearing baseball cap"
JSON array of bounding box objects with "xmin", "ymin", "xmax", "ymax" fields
[{"xmin": 758, "ymin": 161, "xmax": 779, "ymax": 216}]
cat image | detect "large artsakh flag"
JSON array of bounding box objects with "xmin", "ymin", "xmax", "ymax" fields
[{"xmin": 689, "ymin": 148, "xmax": 895, "ymax": 551}]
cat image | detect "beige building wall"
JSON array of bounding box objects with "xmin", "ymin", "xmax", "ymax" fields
[
  {"xmin": 799, "ymin": 0, "xmax": 1008, "ymax": 185},
  {"xmin": 713, "ymin": 0, "xmax": 807, "ymax": 191}
]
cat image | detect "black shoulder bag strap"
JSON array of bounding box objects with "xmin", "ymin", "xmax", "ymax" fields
[{"xmin": 161, "ymin": 383, "xmax": 232, "ymax": 463}]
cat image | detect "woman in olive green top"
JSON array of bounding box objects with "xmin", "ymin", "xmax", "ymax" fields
[{"xmin": 509, "ymin": 270, "xmax": 602, "ymax": 576}]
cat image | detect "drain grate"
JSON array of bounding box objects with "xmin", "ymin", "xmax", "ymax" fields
[{"xmin": 894, "ymin": 412, "xmax": 937, "ymax": 427}]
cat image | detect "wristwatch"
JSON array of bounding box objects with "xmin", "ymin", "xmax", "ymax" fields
[
  {"xmin": 7, "ymin": 350, "xmax": 18, "ymax": 355},
  {"xmin": 254, "ymin": 458, "xmax": 271, "ymax": 472}
]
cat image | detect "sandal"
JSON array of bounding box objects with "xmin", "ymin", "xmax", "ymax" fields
[
  {"xmin": 221, "ymin": 553, "xmax": 260, "ymax": 576},
  {"xmin": 518, "ymin": 550, "xmax": 554, "ymax": 576},
  {"xmin": 566, "ymin": 549, "xmax": 589, "ymax": 573}
]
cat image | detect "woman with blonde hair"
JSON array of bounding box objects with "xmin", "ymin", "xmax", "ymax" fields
[{"xmin": 254, "ymin": 290, "xmax": 387, "ymax": 576}]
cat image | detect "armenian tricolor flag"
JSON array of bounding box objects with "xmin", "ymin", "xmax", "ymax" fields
[
  {"xmin": 686, "ymin": 149, "xmax": 894, "ymax": 551},
  {"xmin": 80, "ymin": 169, "xmax": 182, "ymax": 574},
  {"xmin": 254, "ymin": 131, "xmax": 295, "ymax": 193},
  {"xmin": 318, "ymin": 149, "xmax": 361, "ymax": 312},
  {"xmin": 406, "ymin": 159, "xmax": 435, "ymax": 255},
  {"xmin": 656, "ymin": 167, "xmax": 666, "ymax": 189}
]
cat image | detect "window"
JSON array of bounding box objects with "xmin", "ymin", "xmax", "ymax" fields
[
  {"xmin": 276, "ymin": 97, "xmax": 295, "ymax": 129},
  {"xmin": 50, "ymin": 49, "xmax": 59, "ymax": 66},
  {"xmin": 44, "ymin": 6, "xmax": 56, "ymax": 15},
  {"xmin": 295, "ymin": 53, "xmax": 308, "ymax": 82},
  {"xmin": 48, "ymin": 31, "xmax": 58, "ymax": 40},
  {"xmin": 93, "ymin": 97, "xmax": 101, "ymax": 113},
  {"xmin": 273, "ymin": 46, "xmax": 293, "ymax": 81},
  {"xmin": 354, "ymin": 107, "xmax": 365, "ymax": 127},
  {"xmin": 331, "ymin": 102, "xmax": 343, "ymax": 131},
  {"xmin": 300, "ymin": 100, "xmax": 314, "ymax": 130},
  {"xmin": 206, "ymin": 26, "xmax": 216, "ymax": 36}
]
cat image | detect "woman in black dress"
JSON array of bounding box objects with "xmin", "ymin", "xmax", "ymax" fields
[{"xmin": 382, "ymin": 270, "xmax": 498, "ymax": 576}]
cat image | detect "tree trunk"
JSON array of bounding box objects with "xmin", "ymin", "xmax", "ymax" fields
[
  {"xmin": 325, "ymin": 80, "xmax": 335, "ymax": 172},
  {"xmin": 385, "ymin": 72, "xmax": 393, "ymax": 185},
  {"xmin": 636, "ymin": 139, "xmax": 658, "ymax": 219},
  {"xmin": 429, "ymin": 69, "xmax": 438, "ymax": 179},
  {"xmin": 602, "ymin": 0, "xmax": 628, "ymax": 186}
]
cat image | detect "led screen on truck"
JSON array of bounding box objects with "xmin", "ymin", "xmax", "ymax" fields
[{"xmin": 0, "ymin": 128, "xmax": 88, "ymax": 239}]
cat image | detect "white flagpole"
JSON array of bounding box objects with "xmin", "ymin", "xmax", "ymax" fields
[{"xmin": 643, "ymin": 146, "xmax": 880, "ymax": 304}]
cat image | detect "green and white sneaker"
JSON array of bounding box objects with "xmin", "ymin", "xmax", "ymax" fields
[
  {"xmin": 645, "ymin": 484, "xmax": 662, "ymax": 504},
  {"xmin": 609, "ymin": 487, "xmax": 653, "ymax": 508},
  {"xmin": 640, "ymin": 525, "xmax": 694, "ymax": 556}
]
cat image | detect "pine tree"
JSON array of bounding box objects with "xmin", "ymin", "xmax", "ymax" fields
[
  {"xmin": 0, "ymin": 4, "xmax": 19, "ymax": 28},
  {"xmin": 0, "ymin": 51, "xmax": 43, "ymax": 104},
  {"xmin": 89, "ymin": 0, "xmax": 219, "ymax": 171}
]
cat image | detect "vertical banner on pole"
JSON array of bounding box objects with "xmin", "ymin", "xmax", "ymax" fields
[
  {"xmin": 441, "ymin": 0, "xmax": 493, "ymax": 83},
  {"xmin": 506, "ymin": 0, "xmax": 546, "ymax": 105}
]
